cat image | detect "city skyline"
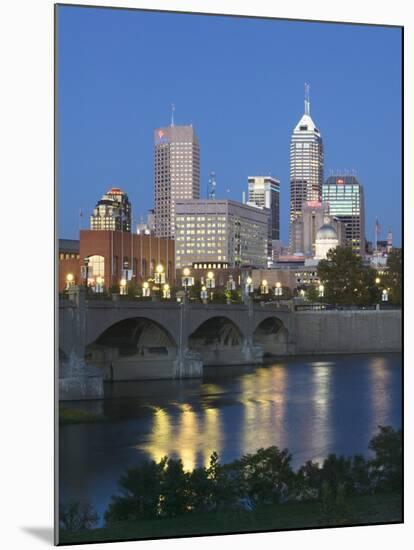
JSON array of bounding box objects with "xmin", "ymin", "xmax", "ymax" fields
[{"xmin": 57, "ymin": 6, "xmax": 402, "ymax": 245}]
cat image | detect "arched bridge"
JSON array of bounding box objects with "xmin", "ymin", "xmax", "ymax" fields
[{"xmin": 59, "ymin": 289, "xmax": 295, "ymax": 381}]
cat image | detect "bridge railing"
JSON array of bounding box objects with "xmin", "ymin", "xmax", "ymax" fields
[{"xmin": 294, "ymin": 304, "xmax": 401, "ymax": 311}]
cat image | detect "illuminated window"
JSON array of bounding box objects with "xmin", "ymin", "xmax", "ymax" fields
[{"xmin": 87, "ymin": 255, "xmax": 105, "ymax": 278}]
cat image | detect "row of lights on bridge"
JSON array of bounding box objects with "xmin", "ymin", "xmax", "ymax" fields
[{"xmin": 64, "ymin": 263, "xmax": 292, "ymax": 302}]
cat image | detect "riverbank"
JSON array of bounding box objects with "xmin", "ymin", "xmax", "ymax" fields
[
  {"xmin": 59, "ymin": 408, "xmax": 107, "ymax": 424},
  {"xmin": 60, "ymin": 492, "xmax": 402, "ymax": 544}
]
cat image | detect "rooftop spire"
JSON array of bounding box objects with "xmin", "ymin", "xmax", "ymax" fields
[
  {"xmin": 171, "ymin": 103, "xmax": 175, "ymax": 127},
  {"xmin": 304, "ymin": 82, "xmax": 310, "ymax": 115}
]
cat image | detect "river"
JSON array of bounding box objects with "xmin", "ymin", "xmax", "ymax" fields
[{"xmin": 59, "ymin": 353, "xmax": 402, "ymax": 523}]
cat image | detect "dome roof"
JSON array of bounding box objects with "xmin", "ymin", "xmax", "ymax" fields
[{"xmin": 316, "ymin": 223, "xmax": 338, "ymax": 240}]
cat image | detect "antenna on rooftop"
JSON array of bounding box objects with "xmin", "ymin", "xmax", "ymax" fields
[
  {"xmin": 304, "ymin": 82, "xmax": 310, "ymax": 115},
  {"xmin": 171, "ymin": 103, "xmax": 175, "ymax": 127}
]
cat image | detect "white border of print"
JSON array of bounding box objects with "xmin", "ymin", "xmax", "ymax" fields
[{"xmin": 1, "ymin": 0, "xmax": 412, "ymax": 549}]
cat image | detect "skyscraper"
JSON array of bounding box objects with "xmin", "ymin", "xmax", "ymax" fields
[
  {"xmin": 322, "ymin": 175, "xmax": 366, "ymax": 255},
  {"xmin": 290, "ymin": 85, "xmax": 324, "ymax": 244},
  {"xmin": 90, "ymin": 187, "xmax": 131, "ymax": 232},
  {"xmin": 247, "ymin": 176, "xmax": 280, "ymax": 241},
  {"xmin": 154, "ymin": 124, "xmax": 200, "ymax": 239}
]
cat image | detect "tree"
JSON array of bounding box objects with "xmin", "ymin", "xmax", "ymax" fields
[
  {"xmin": 294, "ymin": 460, "xmax": 322, "ymax": 500},
  {"xmin": 305, "ymin": 284, "xmax": 320, "ymax": 303},
  {"xmin": 206, "ymin": 451, "xmax": 240, "ymax": 511},
  {"xmin": 187, "ymin": 466, "xmax": 214, "ymax": 513},
  {"xmin": 319, "ymin": 482, "xmax": 354, "ymax": 526},
  {"xmin": 159, "ymin": 458, "xmax": 189, "ymax": 517},
  {"xmin": 60, "ymin": 499, "xmax": 99, "ymax": 532},
  {"xmin": 368, "ymin": 425, "xmax": 402, "ymax": 492},
  {"xmin": 127, "ymin": 281, "xmax": 140, "ymax": 297},
  {"xmin": 320, "ymin": 454, "xmax": 354, "ymax": 497},
  {"xmin": 317, "ymin": 246, "xmax": 379, "ymax": 306},
  {"xmin": 105, "ymin": 458, "xmax": 166, "ymax": 523},
  {"xmin": 234, "ymin": 446, "xmax": 294, "ymax": 507},
  {"xmin": 384, "ymin": 249, "xmax": 402, "ymax": 305}
]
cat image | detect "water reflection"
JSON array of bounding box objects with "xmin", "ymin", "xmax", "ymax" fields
[
  {"xmin": 140, "ymin": 403, "xmax": 222, "ymax": 471},
  {"xmin": 368, "ymin": 356, "xmax": 393, "ymax": 433},
  {"xmin": 310, "ymin": 364, "xmax": 333, "ymax": 463},
  {"xmin": 241, "ymin": 366, "xmax": 287, "ymax": 453},
  {"xmin": 60, "ymin": 353, "xmax": 402, "ymax": 523}
]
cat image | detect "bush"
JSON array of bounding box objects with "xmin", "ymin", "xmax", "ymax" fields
[
  {"xmin": 60, "ymin": 499, "xmax": 99, "ymax": 531},
  {"xmin": 368, "ymin": 425, "xmax": 402, "ymax": 492},
  {"xmin": 233, "ymin": 447, "xmax": 294, "ymax": 507},
  {"xmin": 105, "ymin": 458, "xmax": 166, "ymax": 523},
  {"xmin": 102, "ymin": 426, "xmax": 402, "ymax": 529}
]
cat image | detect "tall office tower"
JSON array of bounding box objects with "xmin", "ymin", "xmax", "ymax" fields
[
  {"xmin": 248, "ymin": 176, "xmax": 280, "ymax": 241},
  {"xmin": 322, "ymin": 175, "xmax": 366, "ymax": 255},
  {"xmin": 175, "ymin": 199, "xmax": 268, "ymax": 269},
  {"xmin": 386, "ymin": 228, "xmax": 393, "ymax": 253},
  {"xmin": 90, "ymin": 187, "xmax": 131, "ymax": 232},
  {"xmin": 154, "ymin": 124, "xmax": 200, "ymax": 238},
  {"xmin": 290, "ymin": 85, "xmax": 324, "ymax": 242}
]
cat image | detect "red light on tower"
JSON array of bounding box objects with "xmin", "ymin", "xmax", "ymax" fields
[{"xmin": 336, "ymin": 178, "xmax": 344, "ymax": 185}]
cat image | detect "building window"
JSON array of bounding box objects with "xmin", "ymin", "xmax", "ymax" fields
[{"xmin": 87, "ymin": 255, "xmax": 105, "ymax": 278}]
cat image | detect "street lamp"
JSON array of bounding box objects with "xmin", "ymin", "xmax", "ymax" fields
[
  {"xmin": 206, "ymin": 271, "xmax": 215, "ymax": 300},
  {"xmin": 120, "ymin": 278, "xmax": 127, "ymax": 295},
  {"xmin": 142, "ymin": 281, "xmax": 150, "ymax": 297},
  {"xmin": 226, "ymin": 275, "xmax": 236, "ymax": 291},
  {"xmin": 260, "ymin": 279, "xmax": 269, "ymax": 295},
  {"xmin": 96, "ymin": 275, "xmax": 104, "ymax": 293},
  {"xmin": 200, "ymin": 285, "xmax": 208, "ymax": 303},
  {"xmin": 245, "ymin": 276, "xmax": 253, "ymax": 295},
  {"xmin": 162, "ymin": 283, "xmax": 170, "ymax": 299},
  {"xmin": 155, "ymin": 264, "xmax": 166, "ymax": 285},
  {"xmin": 382, "ymin": 288, "xmax": 389, "ymax": 302},
  {"xmin": 375, "ymin": 277, "xmax": 381, "ymax": 285},
  {"xmin": 65, "ymin": 273, "xmax": 74, "ymax": 290},
  {"xmin": 318, "ymin": 284, "xmax": 324, "ymax": 304},
  {"xmin": 274, "ymin": 281, "xmax": 282, "ymax": 301},
  {"xmin": 182, "ymin": 267, "xmax": 193, "ymax": 294}
]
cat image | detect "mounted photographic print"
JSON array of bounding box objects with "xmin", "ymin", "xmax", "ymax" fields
[{"xmin": 56, "ymin": 3, "xmax": 403, "ymax": 545}]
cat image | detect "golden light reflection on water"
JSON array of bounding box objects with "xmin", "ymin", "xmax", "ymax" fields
[
  {"xmin": 139, "ymin": 403, "xmax": 222, "ymax": 471},
  {"xmin": 241, "ymin": 366, "xmax": 286, "ymax": 453},
  {"xmin": 369, "ymin": 356, "xmax": 391, "ymax": 431},
  {"xmin": 309, "ymin": 364, "xmax": 333, "ymax": 463}
]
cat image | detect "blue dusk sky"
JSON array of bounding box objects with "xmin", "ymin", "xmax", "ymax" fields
[{"xmin": 57, "ymin": 5, "xmax": 402, "ymax": 245}]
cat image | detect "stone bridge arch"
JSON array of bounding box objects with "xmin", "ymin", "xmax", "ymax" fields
[
  {"xmin": 253, "ymin": 315, "xmax": 289, "ymax": 356},
  {"xmin": 188, "ymin": 315, "xmax": 254, "ymax": 366},
  {"xmin": 86, "ymin": 316, "xmax": 178, "ymax": 381}
]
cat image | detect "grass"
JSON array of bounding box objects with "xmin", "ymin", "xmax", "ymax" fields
[
  {"xmin": 59, "ymin": 492, "xmax": 402, "ymax": 544},
  {"xmin": 59, "ymin": 408, "xmax": 107, "ymax": 425}
]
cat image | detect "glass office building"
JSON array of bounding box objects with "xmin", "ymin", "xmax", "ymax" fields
[
  {"xmin": 322, "ymin": 175, "xmax": 366, "ymax": 255},
  {"xmin": 154, "ymin": 124, "xmax": 200, "ymax": 239},
  {"xmin": 290, "ymin": 87, "xmax": 324, "ymax": 230},
  {"xmin": 247, "ymin": 176, "xmax": 280, "ymax": 241},
  {"xmin": 90, "ymin": 187, "xmax": 131, "ymax": 232},
  {"xmin": 175, "ymin": 199, "xmax": 268, "ymax": 269}
]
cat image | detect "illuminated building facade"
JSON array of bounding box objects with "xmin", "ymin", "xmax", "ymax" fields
[
  {"xmin": 175, "ymin": 199, "xmax": 268, "ymax": 269},
  {"xmin": 90, "ymin": 187, "xmax": 131, "ymax": 232},
  {"xmin": 154, "ymin": 124, "xmax": 200, "ymax": 238},
  {"xmin": 58, "ymin": 230, "xmax": 174, "ymax": 292},
  {"xmin": 247, "ymin": 175, "xmax": 280, "ymax": 241},
  {"xmin": 290, "ymin": 85, "xmax": 324, "ymax": 241},
  {"xmin": 322, "ymin": 175, "xmax": 366, "ymax": 255}
]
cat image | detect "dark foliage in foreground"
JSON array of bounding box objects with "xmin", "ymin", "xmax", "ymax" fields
[
  {"xmin": 101, "ymin": 426, "xmax": 401, "ymax": 526},
  {"xmin": 60, "ymin": 425, "xmax": 402, "ymax": 531}
]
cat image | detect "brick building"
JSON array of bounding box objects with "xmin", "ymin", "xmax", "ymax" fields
[{"xmin": 59, "ymin": 230, "xmax": 174, "ymax": 292}]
